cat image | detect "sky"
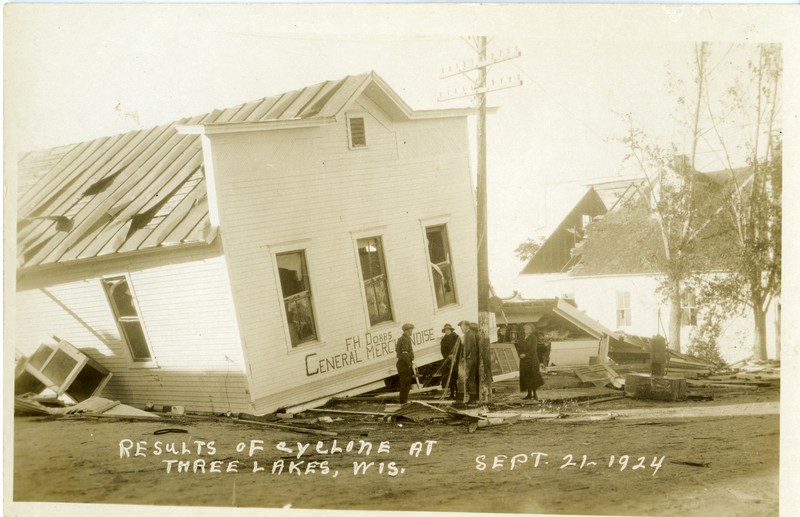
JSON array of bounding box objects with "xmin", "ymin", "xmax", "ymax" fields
[{"xmin": 3, "ymin": 4, "xmax": 797, "ymax": 295}]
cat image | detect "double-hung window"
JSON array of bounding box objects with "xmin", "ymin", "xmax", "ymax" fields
[
  {"xmin": 616, "ymin": 291, "xmax": 632, "ymax": 328},
  {"xmin": 426, "ymin": 225, "xmax": 457, "ymax": 308},
  {"xmin": 681, "ymin": 290, "xmax": 697, "ymax": 327},
  {"xmin": 277, "ymin": 251, "xmax": 318, "ymax": 347},
  {"xmin": 102, "ymin": 276, "xmax": 153, "ymax": 362},
  {"xmin": 357, "ymin": 237, "xmax": 393, "ymax": 325}
]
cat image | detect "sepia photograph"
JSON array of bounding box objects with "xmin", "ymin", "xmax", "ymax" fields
[{"xmin": 3, "ymin": 4, "xmax": 798, "ymax": 517}]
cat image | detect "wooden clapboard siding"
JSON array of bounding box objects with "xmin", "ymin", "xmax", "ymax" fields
[
  {"xmin": 14, "ymin": 246, "xmax": 253, "ymax": 414},
  {"xmin": 205, "ymin": 91, "xmax": 477, "ymax": 412}
]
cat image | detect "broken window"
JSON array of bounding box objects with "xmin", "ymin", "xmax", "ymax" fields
[
  {"xmin": 615, "ymin": 291, "xmax": 632, "ymax": 327},
  {"xmin": 348, "ymin": 116, "xmax": 367, "ymax": 148},
  {"xmin": 681, "ymin": 290, "xmax": 697, "ymax": 327},
  {"xmin": 426, "ymin": 225, "xmax": 457, "ymax": 308},
  {"xmin": 357, "ymin": 237, "xmax": 393, "ymax": 325},
  {"xmin": 102, "ymin": 276, "xmax": 153, "ymax": 362},
  {"xmin": 277, "ymin": 251, "xmax": 317, "ymax": 347}
]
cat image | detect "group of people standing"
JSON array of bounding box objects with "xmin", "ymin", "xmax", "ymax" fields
[
  {"xmin": 395, "ymin": 320, "xmax": 547, "ymax": 404},
  {"xmin": 438, "ymin": 321, "xmax": 482, "ymax": 401}
]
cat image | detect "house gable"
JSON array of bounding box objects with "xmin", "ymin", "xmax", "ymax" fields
[{"xmin": 520, "ymin": 187, "xmax": 607, "ymax": 275}]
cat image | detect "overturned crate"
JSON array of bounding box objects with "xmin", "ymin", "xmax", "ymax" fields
[{"xmin": 15, "ymin": 337, "xmax": 112, "ymax": 403}]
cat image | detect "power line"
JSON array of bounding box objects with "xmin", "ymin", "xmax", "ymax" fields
[{"xmin": 509, "ymin": 60, "xmax": 611, "ymax": 146}]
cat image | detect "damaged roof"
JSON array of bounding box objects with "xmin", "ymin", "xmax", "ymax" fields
[
  {"xmin": 17, "ymin": 72, "xmax": 466, "ymax": 271},
  {"xmin": 568, "ymin": 179, "xmax": 742, "ymax": 277}
]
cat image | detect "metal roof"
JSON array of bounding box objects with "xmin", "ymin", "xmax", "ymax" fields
[{"xmin": 17, "ymin": 72, "xmax": 449, "ymax": 271}]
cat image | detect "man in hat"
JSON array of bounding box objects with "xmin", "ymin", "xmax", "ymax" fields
[
  {"xmin": 440, "ymin": 324, "xmax": 460, "ymax": 399},
  {"xmin": 396, "ymin": 323, "xmax": 416, "ymax": 404},
  {"xmin": 459, "ymin": 320, "xmax": 479, "ymax": 403}
]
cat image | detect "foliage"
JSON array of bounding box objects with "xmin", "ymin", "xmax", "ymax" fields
[
  {"xmin": 514, "ymin": 236, "xmax": 544, "ymax": 262},
  {"xmin": 683, "ymin": 274, "xmax": 745, "ymax": 367}
]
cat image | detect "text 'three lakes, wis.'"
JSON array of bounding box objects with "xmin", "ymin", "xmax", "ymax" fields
[{"xmin": 119, "ymin": 438, "xmax": 439, "ymax": 477}]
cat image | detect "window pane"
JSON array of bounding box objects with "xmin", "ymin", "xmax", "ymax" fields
[
  {"xmin": 365, "ymin": 276, "xmax": 392, "ymax": 325},
  {"xmin": 277, "ymin": 251, "xmax": 317, "ymax": 346},
  {"xmin": 121, "ymin": 321, "xmax": 152, "ymax": 360},
  {"xmin": 102, "ymin": 276, "xmax": 153, "ymax": 361},
  {"xmin": 277, "ymin": 252, "xmax": 308, "ymax": 297},
  {"xmin": 358, "ymin": 237, "xmax": 392, "ymax": 325},
  {"xmin": 285, "ymin": 293, "xmax": 316, "ymax": 346},
  {"xmin": 104, "ymin": 278, "xmax": 137, "ymax": 317},
  {"xmin": 426, "ymin": 227, "xmax": 447, "ymax": 264},
  {"xmin": 426, "ymin": 225, "xmax": 457, "ymax": 308},
  {"xmin": 40, "ymin": 349, "xmax": 78, "ymax": 385},
  {"xmin": 358, "ymin": 238, "xmax": 385, "ymax": 280}
]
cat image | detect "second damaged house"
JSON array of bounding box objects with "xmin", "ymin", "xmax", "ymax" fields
[{"xmin": 15, "ymin": 72, "xmax": 477, "ymax": 414}]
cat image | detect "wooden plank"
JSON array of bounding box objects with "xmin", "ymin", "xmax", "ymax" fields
[
  {"xmin": 305, "ymin": 408, "xmax": 386, "ymax": 416},
  {"xmin": 231, "ymin": 417, "xmax": 338, "ymax": 437}
]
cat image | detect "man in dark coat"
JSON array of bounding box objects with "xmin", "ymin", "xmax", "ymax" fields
[
  {"xmin": 459, "ymin": 320, "xmax": 479, "ymax": 403},
  {"xmin": 439, "ymin": 323, "xmax": 460, "ymax": 399},
  {"xmin": 515, "ymin": 322, "xmax": 545, "ymax": 400},
  {"xmin": 396, "ymin": 323, "xmax": 416, "ymax": 403}
]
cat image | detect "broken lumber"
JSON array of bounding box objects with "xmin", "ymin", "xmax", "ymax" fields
[
  {"xmin": 576, "ymin": 395, "xmax": 627, "ymax": 406},
  {"xmin": 393, "ymin": 401, "xmax": 452, "ymax": 422},
  {"xmin": 333, "ymin": 386, "xmax": 442, "ymax": 402},
  {"xmin": 232, "ymin": 417, "xmax": 338, "ymax": 437},
  {"xmin": 305, "ymin": 408, "xmax": 386, "ymax": 416}
]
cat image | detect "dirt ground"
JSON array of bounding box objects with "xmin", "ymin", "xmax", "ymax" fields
[{"xmin": 11, "ymin": 385, "xmax": 780, "ymax": 517}]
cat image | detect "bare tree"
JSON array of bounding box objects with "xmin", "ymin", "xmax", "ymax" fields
[
  {"xmin": 622, "ymin": 42, "xmax": 713, "ymax": 352},
  {"xmin": 704, "ymin": 44, "xmax": 782, "ymax": 361}
]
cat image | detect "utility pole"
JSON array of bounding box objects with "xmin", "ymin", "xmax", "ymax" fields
[{"xmin": 439, "ymin": 37, "xmax": 522, "ymax": 403}]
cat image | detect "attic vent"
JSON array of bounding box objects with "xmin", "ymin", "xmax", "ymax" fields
[{"xmin": 348, "ymin": 117, "xmax": 367, "ymax": 148}]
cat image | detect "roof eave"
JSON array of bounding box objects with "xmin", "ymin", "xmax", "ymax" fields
[
  {"xmin": 17, "ymin": 229, "xmax": 219, "ymax": 277},
  {"xmin": 176, "ymin": 117, "xmax": 337, "ymax": 136}
]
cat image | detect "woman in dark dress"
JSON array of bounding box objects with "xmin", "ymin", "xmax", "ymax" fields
[{"xmin": 515, "ymin": 322, "xmax": 545, "ymax": 400}]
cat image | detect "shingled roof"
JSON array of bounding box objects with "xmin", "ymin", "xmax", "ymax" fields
[{"xmin": 17, "ymin": 72, "xmax": 467, "ymax": 271}]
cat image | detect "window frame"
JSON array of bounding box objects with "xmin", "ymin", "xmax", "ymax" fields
[
  {"xmin": 272, "ymin": 246, "xmax": 321, "ymax": 350},
  {"xmin": 346, "ymin": 112, "xmax": 368, "ymax": 150},
  {"xmin": 424, "ymin": 223, "xmax": 459, "ymax": 310},
  {"xmin": 101, "ymin": 274, "xmax": 157, "ymax": 367},
  {"xmin": 355, "ymin": 235, "xmax": 394, "ymax": 327},
  {"xmin": 615, "ymin": 290, "xmax": 632, "ymax": 328},
  {"xmin": 350, "ymin": 227, "xmax": 395, "ymax": 329},
  {"xmin": 681, "ymin": 290, "xmax": 698, "ymax": 327}
]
